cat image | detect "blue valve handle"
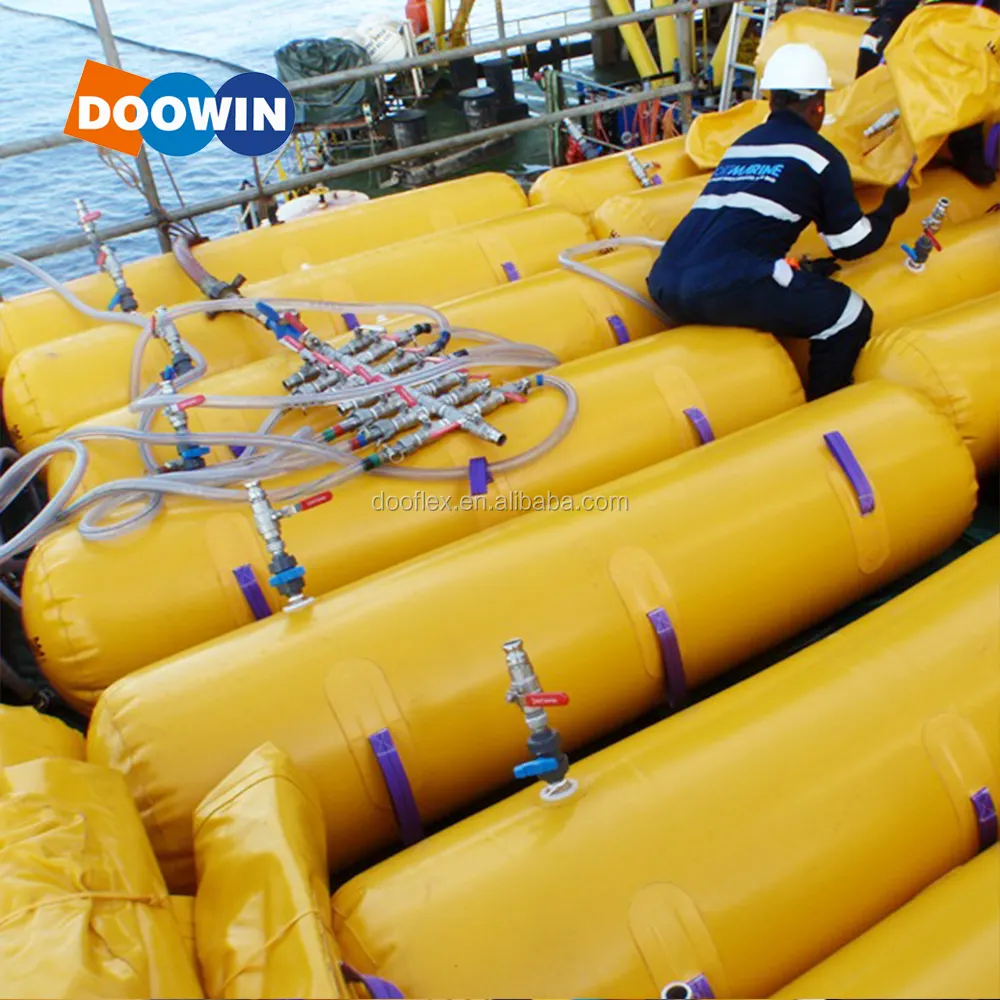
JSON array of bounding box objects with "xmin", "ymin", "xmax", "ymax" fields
[{"xmin": 513, "ymin": 756, "xmax": 560, "ymax": 780}]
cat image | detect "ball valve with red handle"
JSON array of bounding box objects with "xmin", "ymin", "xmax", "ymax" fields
[{"xmin": 504, "ymin": 638, "xmax": 578, "ymax": 801}]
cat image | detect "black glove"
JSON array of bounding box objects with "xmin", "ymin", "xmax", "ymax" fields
[
  {"xmin": 798, "ymin": 255, "xmax": 842, "ymax": 278},
  {"xmin": 880, "ymin": 183, "xmax": 911, "ymax": 218}
]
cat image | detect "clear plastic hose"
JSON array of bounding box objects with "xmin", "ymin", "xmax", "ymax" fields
[
  {"xmin": 558, "ymin": 237, "xmax": 669, "ymax": 325},
  {"xmin": 0, "ymin": 251, "xmax": 148, "ymax": 330}
]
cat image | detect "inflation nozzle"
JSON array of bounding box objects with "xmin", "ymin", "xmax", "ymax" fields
[
  {"xmin": 152, "ymin": 306, "xmax": 195, "ymax": 376},
  {"xmin": 626, "ymin": 150, "xmax": 661, "ymax": 188},
  {"xmin": 504, "ymin": 638, "xmax": 576, "ymax": 802},
  {"xmin": 245, "ymin": 480, "xmax": 332, "ymax": 612},
  {"xmin": 902, "ymin": 197, "xmax": 949, "ymax": 272}
]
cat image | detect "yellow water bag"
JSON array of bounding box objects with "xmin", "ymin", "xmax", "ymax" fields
[
  {"xmin": 0, "ymin": 758, "xmax": 204, "ymax": 998},
  {"xmin": 773, "ymin": 846, "xmax": 1000, "ymax": 1000},
  {"xmin": 593, "ymin": 168, "xmax": 1000, "ymax": 257},
  {"xmin": 0, "ymin": 172, "xmax": 527, "ymax": 372},
  {"xmin": 331, "ymin": 538, "xmax": 1000, "ymax": 999},
  {"xmin": 43, "ymin": 245, "xmax": 663, "ymax": 493},
  {"xmin": 87, "ymin": 382, "xmax": 976, "ymax": 891},
  {"xmin": 530, "ymin": 136, "xmax": 701, "ymax": 219},
  {"xmin": 856, "ymin": 290, "xmax": 1000, "ymax": 475},
  {"xmin": 4, "ymin": 206, "xmax": 591, "ymax": 452},
  {"xmin": 754, "ymin": 8, "xmax": 872, "ymax": 90},
  {"xmin": 194, "ymin": 743, "xmax": 349, "ymax": 1000},
  {"xmin": 0, "ymin": 705, "xmax": 84, "ymax": 767},
  {"xmin": 30, "ymin": 325, "xmax": 802, "ymax": 711}
]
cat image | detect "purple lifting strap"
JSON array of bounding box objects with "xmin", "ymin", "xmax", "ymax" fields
[
  {"xmin": 647, "ymin": 607, "xmax": 687, "ymax": 711},
  {"xmin": 341, "ymin": 963, "xmax": 405, "ymax": 999},
  {"xmin": 368, "ymin": 728, "xmax": 424, "ymax": 846},
  {"xmin": 824, "ymin": 431, "xmax": 875, "ymax": 516},
  {"xmin": 972, "ymin": 787, "xmax": 997, "ymax": 852},
  {"xmin": 606, "ymin": 314, "xmax": 630, "ymax": 345},
  {"xmin": 342, "ymin": 311, "xmax": 360, "ymax": 330},
  {"xmin": 986, "ymin": 124, "xmax": 1000, "ymax": 171},
  {"xmin": 683, "ymin": 407, "xmax": 715, "ymax": 445},
  {"xmin": 501, "ymin": 260, "xmax": 520, "ymax": 282},
  {"xmin": 232, "ymin": 564, "xmax": 272, "ymax": 621},
  {"xmin": 688, "ymin": 974, "xmax": 715, "ymax": 999},
  {"xmin": 469, "ymin": 456, "xmax": 493, "ymax": 496}
]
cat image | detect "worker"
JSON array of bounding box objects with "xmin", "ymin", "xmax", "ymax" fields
[
  {"xmin": 856, "ymin": 0, "xmax": 998, "ymax": 186},
  {"xmin": 856, "ymin": 0, "xmax": 920, "ymax": 76},
  {"xmin": 646, "ymin": 44, "xmax": 910, "ymax": 400}
]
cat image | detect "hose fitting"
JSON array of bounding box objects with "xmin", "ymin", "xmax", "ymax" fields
[
  {"xmin": 151, "ymin": 306, "xmax": 196, "ymax": 376},
  {"xmin": 902, "ymin": 197, "xmax": 949, "ymax": 272},
  {"xmin": 504, "ymin": 638, "xmax": 576, "ymax": 801},
  {"xmin": 75, "ymin": 198, "xmax": 138, "ymax": 312},
  {"xmin": 155, "ymin": 379, "xmax": 209, "ymax": 473},
  {"xmin": 244, "ymin": 480, "xmax": 332, "ymax": 612}
]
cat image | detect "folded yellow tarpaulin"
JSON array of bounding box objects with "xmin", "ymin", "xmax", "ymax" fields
[
  {"xmin": 193, "ymin": 742, "xmax": 350, "ymax": 1000},
  {"xmin": 0, "ymin": 758, "xmax": 203, "ymax": 999},
  {"xmin": 0, "ymin": 705, "xmax": 84, "ymax": 767},
  {"xmin": 755, "ymin": 8, "xmax": 872, "ymax": 90},
  {"xmin": 688, "ymin": 5, "xmax": 1000, "ymax": 186},
  {"xmin": 886, "ymin": 4, "xmax": 1000, "ymax": 146}
]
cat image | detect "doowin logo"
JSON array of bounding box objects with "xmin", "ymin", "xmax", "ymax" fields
[{"xmin": 64, "ymin": 60, "xmax": 294, "ymax": 158}]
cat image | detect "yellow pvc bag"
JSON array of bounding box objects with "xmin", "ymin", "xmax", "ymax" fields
[
  {"xmin": 0, "ymin": 705, "xmax": 84, "ymax": 766},
  {"xmin": 755, "ymin": 9, "xmax": 872, "ymax": 90},
  {"xmin": 0, "ymin": 758, "xmax": 203, "ymax": 999},
  {"xmin": 886, "ymin": 4, "xmax": 1000, "ymax": 147},
  {"xmin": 193, "ymin": 742, "xmax": 351, "ymax": 1000},
  {"xmin": 687, "ymin": 4, "xmax": 1000, "ymax": 187},
  {"xmin": 856, "ymin": 290, "xmax": 1000, "ymax": 476},
  {"xmin": 686, "ymin": 71, "xmax": 937, "ymax": 186},
  {"xmin": 773, "ymin": 846, "xmax": 1000, "ymax": 1000}
]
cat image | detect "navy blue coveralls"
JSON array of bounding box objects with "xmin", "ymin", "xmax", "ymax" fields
[{"xmin": 647, "ymin": 110, "xmax": 903, "ymax": 399}]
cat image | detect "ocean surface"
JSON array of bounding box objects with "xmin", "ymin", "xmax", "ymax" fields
[{"xmin": 0, "ymin": 0, "xmax": 582, "ymax": 296}]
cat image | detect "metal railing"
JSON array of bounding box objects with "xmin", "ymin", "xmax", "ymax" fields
[{"xmin": 0, "ymin": 1, "xmax": 727, "ymax": 267}]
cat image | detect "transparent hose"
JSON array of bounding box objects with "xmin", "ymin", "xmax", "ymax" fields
[
  {"xmin": 0, "ymin": 251, "xmax": 148, "ymax": 330},
  {"xmin": 558, "ymin": 237, "xmax": 669, "ymax": 325}
]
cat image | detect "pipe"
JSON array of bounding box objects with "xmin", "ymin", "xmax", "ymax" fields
[
  {"xmin": 605, "ymin": 0, "xmax": 660, "ymax": 78},
  {"xmin": 653, "ymin": 0, "xmax": 681, "ymax": 75}
]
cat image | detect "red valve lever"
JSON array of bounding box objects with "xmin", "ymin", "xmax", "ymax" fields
[
  {"xmin": 177, "ymin": 394, "xmax": 205, "ymax": 411},
  {"xmin": 924, "ymin": 229, "xmax": 942, "ymax": 252},
  {"xmin": 524, "ymin": 692, "xmax": 570, "ymax": 707},
  {"xmin": 82, "ymin": 210, "xmax": 102, "ymax": 223},
  {"xmin": 282, "ymin": 311, "xmax": 309, "ymax": 334},
  {"xmin": 299, "ymin": 491, "xmax": 333, "ymax": 511}
]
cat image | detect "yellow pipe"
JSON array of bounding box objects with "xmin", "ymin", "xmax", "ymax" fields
[
  {"xmin": 431, "ymin": 0, "xmax": 447, "ymax": 41},
  {"xmin": 605, "ymin": 0, "xmax": 660, "ymax": 78},
  {"xmin": 329, "ymin": 538, "xmax": 1000, "ymax": 999},
  {"xmin": 87, "ymin": 381, "xmax": 977, "ymax": 890},
  {"xmin": 4, "ymin": 206, "xmax": 591, "ymax": 452},
  {"xmin": 32, "ymin": 316, "xmax": 801, "ymax": 710},
  {"xmin": 855, "ymin": 290, "xmax": 1000, "ymax": 476},
  {"xmin": 774, "ymin": 847, "xmax": 1000, "ymax": 999},
  {"xmin": 0, "ymin": 173, "xmax": 527, "ymax": 373},
  {"xmin": 652, "ymin": 0, "xmax": 680, "ymax": 74},
  {"xmin": 447, "ymin": 0, "xmax": 477, "ymax": 47}
]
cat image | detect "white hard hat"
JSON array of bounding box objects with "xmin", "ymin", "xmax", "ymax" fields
[{"xmin": 760, "ymin": 43, "xmax": 833, "ymax": 95}]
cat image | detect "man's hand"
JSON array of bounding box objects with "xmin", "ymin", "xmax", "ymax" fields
[
  {"xmin": 880, "ymin": 183, "xmax": 911, "ymax": 218},
  {"xmin": 797, "ymin": 255, "xmax": 842, "ymax": 278}
]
